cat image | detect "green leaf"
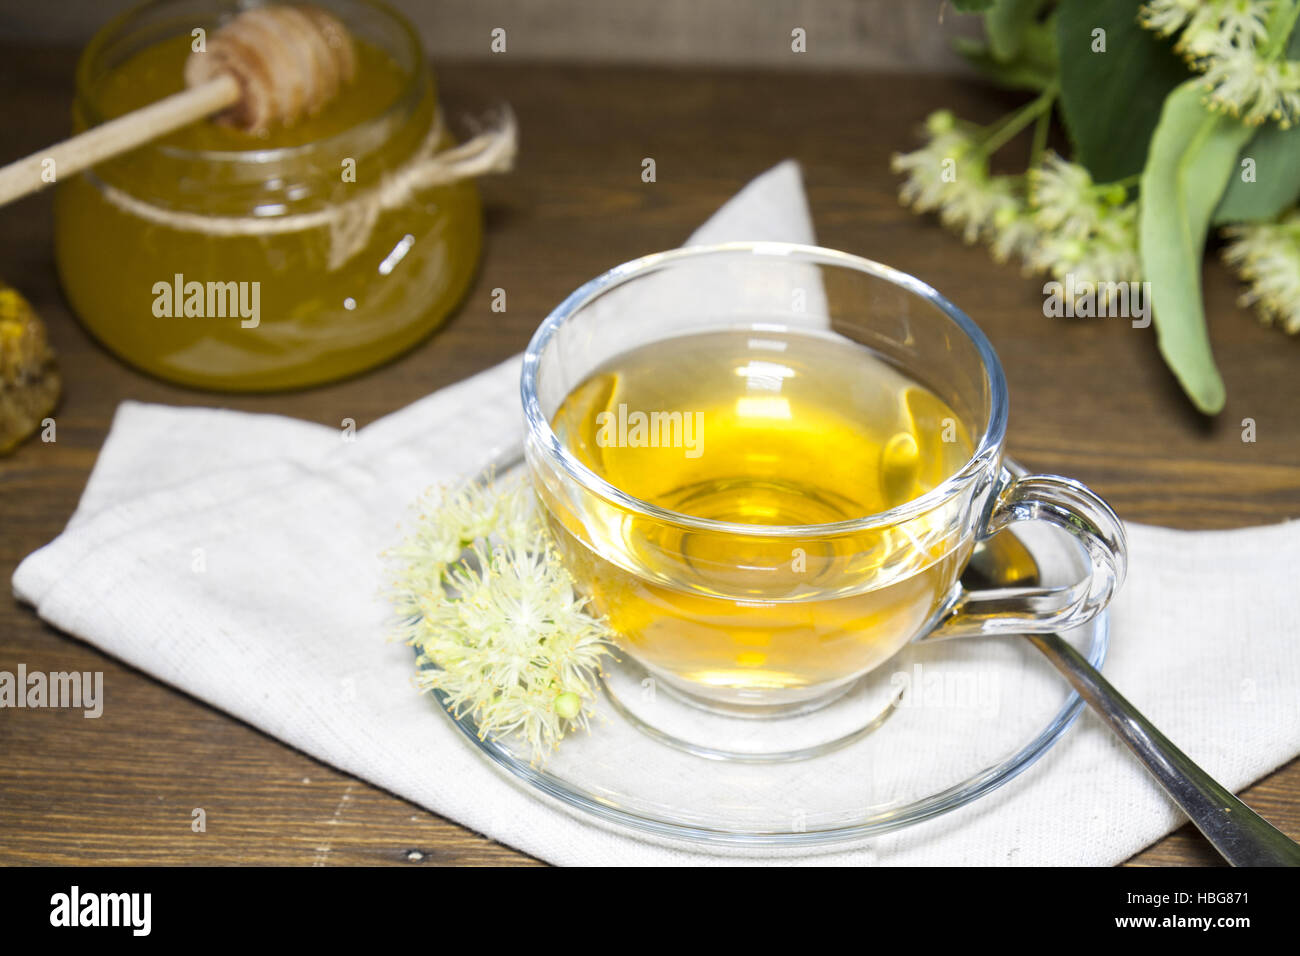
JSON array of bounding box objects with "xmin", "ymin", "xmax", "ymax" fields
[
  {"xmin": 1213, "ymin": 123, "xmax": 1300, "ymax": 224},
  {"xmin": 1057, "ymin": 0, "xmax": 1190, "ymax": 182},
  {"xmin": 1139, "ymin": 80, "xmax": 1255, "ymax": 414},
  {"xmin": 951, "ymin": 0, "xmax": 996, "ymax": 11}
]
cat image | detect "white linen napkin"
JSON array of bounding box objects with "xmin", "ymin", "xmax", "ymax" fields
[{"xmin": 13, "ymin": 161, "xmax": 1300, "ymax": 865}]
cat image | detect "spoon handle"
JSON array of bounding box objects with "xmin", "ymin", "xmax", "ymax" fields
[{"xmin": 1029, "ymin": 632, "xmax": 1300, "ymax": 867}]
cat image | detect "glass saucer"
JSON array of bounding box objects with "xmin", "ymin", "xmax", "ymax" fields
[{"xmin": 428, "ymin": 452, "xmax": 1106, "ymax": 848}]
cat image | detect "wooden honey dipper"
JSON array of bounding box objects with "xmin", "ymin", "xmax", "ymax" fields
[{"xmin": 0, "ymin": 4, "xmax": 356, "ymax": 207}]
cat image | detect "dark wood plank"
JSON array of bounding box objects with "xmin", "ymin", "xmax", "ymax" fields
[{"xmin": 1, "ymin": 48, "xmax": 1296, "ymax": 866}]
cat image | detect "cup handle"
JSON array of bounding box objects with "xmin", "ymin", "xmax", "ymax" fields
[{"xmin": 924, "ymin": 468, "xmax": 1128, "ymax": 641}]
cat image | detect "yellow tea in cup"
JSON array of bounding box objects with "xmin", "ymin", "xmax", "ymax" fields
[{"xmin": 539, "ymin": 328, "xmax": 976, "ymax": 708}]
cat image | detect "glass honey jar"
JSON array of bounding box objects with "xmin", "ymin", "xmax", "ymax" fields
[{"xmin": 55, "ymin": 0, "xmax": 484, "ymax": 391}]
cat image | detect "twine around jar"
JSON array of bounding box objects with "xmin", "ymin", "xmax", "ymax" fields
[{"xmin": 94, "ymin": 106, "xmax": 517, "ymax": 270}]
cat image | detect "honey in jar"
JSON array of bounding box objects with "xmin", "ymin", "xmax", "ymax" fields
[{"xmin": 55, "ymin": 0, "xmax": 483, "ymax": 391}]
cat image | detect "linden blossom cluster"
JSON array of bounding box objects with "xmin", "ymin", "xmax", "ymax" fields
[
  {"xmin": 1222, "ymin": 209, "xmax": 1300, "ymax": 331},
  {"xmin": 891, "ymin": 113, "xmax": 1141, "ymax": 306},
  {"xmin": 385, "ymin": 476, "xmax": 611, "ymax": 761},
  {"xmin": 893, "ymin": 0, "xmax": 1300, "ymax": 340},
  {"xmin": 150, "ymin": 273, "xmax": 261, "ymax": 328},
  {"xmin": 1142, "ymin": 0, "xmax": 1300, "ymax": 127}
]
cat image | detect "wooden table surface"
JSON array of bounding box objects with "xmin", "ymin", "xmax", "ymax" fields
[{"xmin": 1, "ymin": 46, "xmax": 1297, "ymax": 867}]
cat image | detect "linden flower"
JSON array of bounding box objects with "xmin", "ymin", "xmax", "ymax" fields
[
  {"xmin": 936, "ymin": 171, "xmax": 1005, "ymax": 244},
  {"xmin": 387, "ymin": 481, "xmax": 501, "ymax": 578},
  {"xmin": 387, "ymin": 475, "xmax": 613, "ymax": 761},
  {"xmin": 1186, "ymin": 1, "xmax": 1269, "ymax": 57},
  {"xmin": 1201, "ymin": 40, "xmax": 1300, "ymax": 126},
  {"xmin": 1140, "ymin": 0, "xmax": 1210, "ymax": 38},
  {"xmin": 1141, "ymin": 0, "xmax": 1300, "ymax": 127},
  {"xmin": 1222, "ymin": 210, "xmax": 1300, "ymax": 333},
  {"xmin": 892, "ymin": 113, "xmax": 974, "ymax": 209},
  {"xmin": 1213, "ymin": 0, "xmax": 1275, "ymax": 48},
  {"xmin": 1028, "ymin": 210, "xmax": 1142, "ymax": 293},
  {"xmin": 1141, "ymin": 0, "xmax": 1272, "ymax": 51},
  {"xmin": 1024, "ymin": 154, "xmax": 1141, "ymax": 300},
  {"xmin": 989, "ymin": 196, "xmax": 1041, "ymax": 264},
  {"xmin": 1028, "ymin": 153, "xmax": 1103, "ymax": 239},
  {"xmin": 891, "ymin": 110, "xmax": 1020, "ymax": 246}
]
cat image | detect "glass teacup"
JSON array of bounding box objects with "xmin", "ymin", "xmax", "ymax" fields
[{"xmin": 522, "ymin": 243, "xmax": 1126, "ymax": 715}]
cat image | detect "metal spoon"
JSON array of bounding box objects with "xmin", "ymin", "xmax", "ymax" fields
[{"xmin": 960, "ymin": 535, "xmax": 1300, "ymax": 867}]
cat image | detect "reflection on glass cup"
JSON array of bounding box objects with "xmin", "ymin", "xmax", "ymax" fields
[{"xmin": 522, "ymin": 243, "xmax": 1126, "ymax": 714}]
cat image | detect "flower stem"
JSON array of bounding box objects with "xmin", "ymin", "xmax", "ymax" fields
[
  {"xmin": 979, "ymin": 84, "xmax": 1059, "ymax": 159},
  {"xmin": 1097, "ymin": 173, "xmax": 1141, "ymax": 192},
  {"xmin": 1029, "ymin": 105, "xmax": 1052, "ymax": 168}
]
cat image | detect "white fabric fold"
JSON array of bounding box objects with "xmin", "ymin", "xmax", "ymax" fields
[{"xmin": 12, "ymin": 160, "xmax": 1300, "ymax": 865}]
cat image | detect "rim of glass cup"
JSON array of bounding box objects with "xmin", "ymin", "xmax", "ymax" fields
[{"xmin": 521, "ymin": 242, "xmax": 1010, "ymax": 536}]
